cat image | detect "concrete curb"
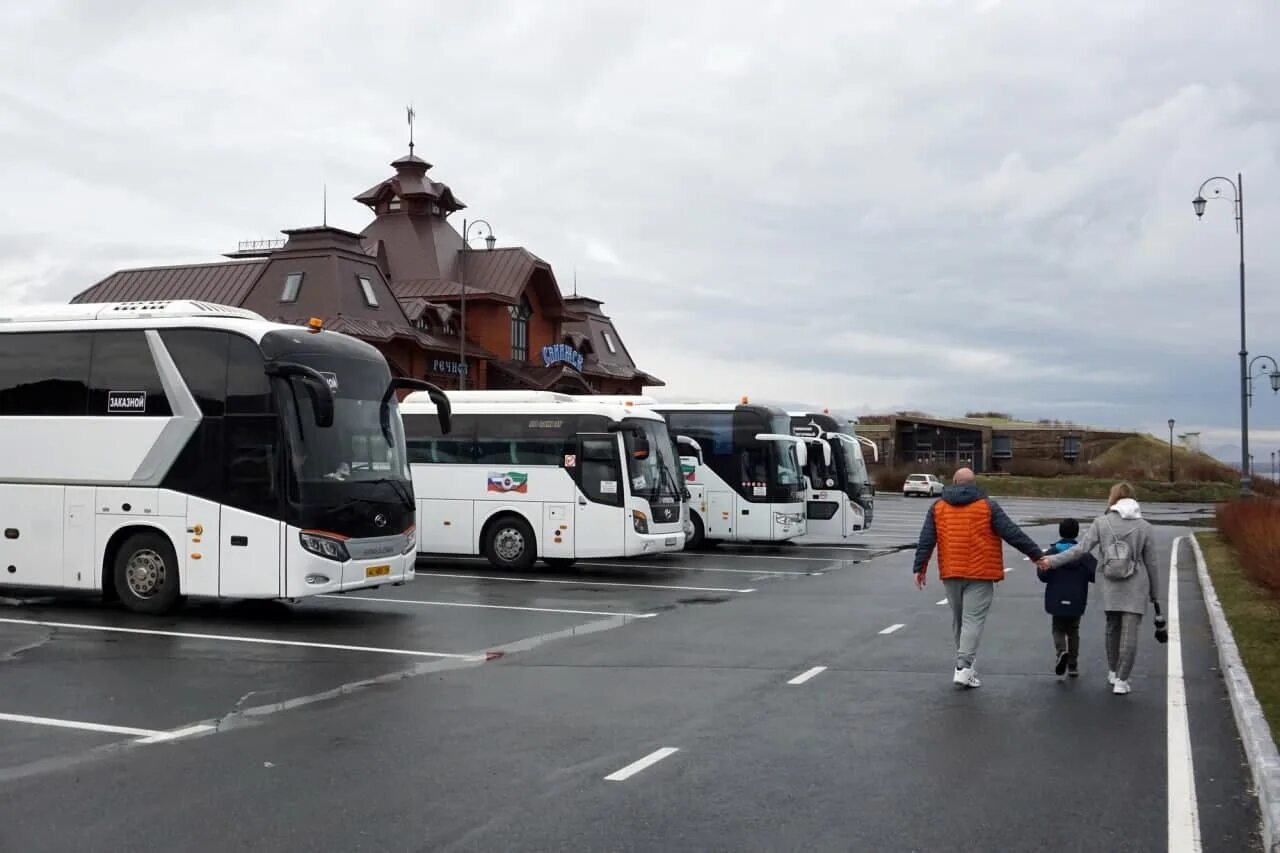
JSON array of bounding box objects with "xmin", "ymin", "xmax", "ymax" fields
[{"xmin": 1189, "ymin": 533, "xmax": 1280, "ymax": 853}]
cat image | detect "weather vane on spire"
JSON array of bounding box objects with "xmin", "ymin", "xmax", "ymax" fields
[{"xmin": 406, "ymin": 104, "xmax": 416, "ymax": 156}]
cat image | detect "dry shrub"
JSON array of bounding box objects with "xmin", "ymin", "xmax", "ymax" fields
[{"xmin": 1217, "ymin": 499, "xmax": 1280, "ymax": 595}]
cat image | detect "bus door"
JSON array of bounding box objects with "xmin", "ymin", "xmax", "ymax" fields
[
  {"xmin": 803, "ymin": 438, "xmax": 846, "ymax": 539},
  {"xmin": 572, "ymin": 433, "xmax": 626, "ymax": 557}
]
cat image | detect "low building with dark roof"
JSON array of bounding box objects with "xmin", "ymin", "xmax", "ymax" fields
[
  {"xmin": 857, "ymin": 413, "xmax": 1137, "ymax": 473},
  {"xmin": 71, "ymin": 141, "xmax": 663, "ymax": 396}
]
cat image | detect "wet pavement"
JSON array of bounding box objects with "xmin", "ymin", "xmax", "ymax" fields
[{"xmin": 0, "ymin": 495, "xmax": 1255, "ymax": 851}]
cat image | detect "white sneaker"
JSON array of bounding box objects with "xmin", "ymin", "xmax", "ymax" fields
[
  {"xmin": 1108, "ymin": 671, "xmax": 1117, "ymax": 686},
  {"xmin": 953, "ymin": 667, "xmax": 981, "ymax": 689},
  {"xmin": 1112, "ymin": 679, "xmax": 1131, "ymax": 695}
]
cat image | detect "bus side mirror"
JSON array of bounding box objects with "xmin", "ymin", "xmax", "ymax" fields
[
  {"xmin": 387, "ymin": 378, "xmax": 451, "ymax": 434},
  {"xmin": 676, "ymin": 435, "xmax": 704, "ymax": 466},
  {"xmin": 265, "ymin": 361, "xmax": 334, "ymax": 428}
]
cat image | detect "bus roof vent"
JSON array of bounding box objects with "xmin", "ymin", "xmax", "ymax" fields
[{"xmin": 94, "ymin": 301, "xmax": 266, "ymax": 321}]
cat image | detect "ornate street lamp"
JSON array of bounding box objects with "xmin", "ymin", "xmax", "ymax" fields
[{"xmin": 457, "ymin": 219, "xmax": 495, "ymax": 390}]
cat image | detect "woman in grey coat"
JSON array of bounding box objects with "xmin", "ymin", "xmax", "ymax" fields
[{"xmin": 1037, "ymin": 482, "xmax": 1159, "ymax": 695}]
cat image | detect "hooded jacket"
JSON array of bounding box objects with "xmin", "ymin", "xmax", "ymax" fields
[
  {"xmin": 1045, "ymin": 498, "xmax": 1159, "ymax": 615},
  {"xmin": 1036, "ymin": 537, "xmax": 1096, "ymax": 617},
  {"xmin": 912, "ymin": 484, "xmax": 1044, "ymax": 581}
]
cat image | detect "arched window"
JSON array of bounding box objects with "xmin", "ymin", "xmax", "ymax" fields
[{"xmin": 509, "ymin": 295, "xmax": 532, "ymax": 361}]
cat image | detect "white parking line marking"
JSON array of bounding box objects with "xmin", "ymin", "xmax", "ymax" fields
[
  {"xmin": 324, "ymin": 595, "xmax": 656, "ymax": 619},
  {"xmin": 0, "ymin": 712, "xmax": 215, "ymax": 744},
  {"xmin": 604, "ymin": 747, "xmax": 680, "ymax": 781},
  {"xmin": 879, "ymin": 623, "xmax": 905, "ymax": 635},
  {"xmin": 682, "ymin": 552, "xmax": 853, "ymax": 563},
  {"xmin": 787, "ymin": 666, "xmax": 827, "ymax": 685},
  {"xmin": 1167, "ymin": 537, "xmax": 1202, "ymax": 852},
  {"xmin": 135, "ymin": 724, "xmax": 217, "ymax": 744},
  {"xmin": 414, "ymin": 572, "xmax": 753, "ymax": 594},
  {"xmin": 936, "ymin": 599, "xmax": 948, "ymax": 606},
  {"xmin": 572, "ymin": 561, "xmax": 811, "ymax": 576},
  {"xmin": 0, "ymin": 617, "xmax": 481, "ymax": 660}
]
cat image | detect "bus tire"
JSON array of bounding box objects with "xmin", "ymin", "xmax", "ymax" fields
[
  {"xmin": 112, "ymin": 530, "xmax": 182, "ymax": 615},
  {"xmin": 685, "ymin": 512, "xmax": 706, "ymax": 550},
  {"xmin": 543, "ymin": 558, "xmax": 576, "ymax": 570},
  {"xmin": 482, "ymin": 515, "xmax": 537, "ymax": 571}
]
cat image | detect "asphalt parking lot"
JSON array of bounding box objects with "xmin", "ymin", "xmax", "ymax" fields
[{"xmin": 0, "ymin": 494, "xmax": 1250, "ymax": 852}]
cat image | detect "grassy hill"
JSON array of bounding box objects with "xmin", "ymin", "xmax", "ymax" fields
[{"xmin": 1089, "ymin": 435, "xmax": 1239, "ymax": 483}]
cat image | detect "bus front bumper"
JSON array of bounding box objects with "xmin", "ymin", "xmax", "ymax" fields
[
  {"xmin": 286, "ymin": 530, "xmax": 417, "ymax": 597},
  {"xmin": 625, "ymin": 527, "xmax": 686, "ymax": 557}
]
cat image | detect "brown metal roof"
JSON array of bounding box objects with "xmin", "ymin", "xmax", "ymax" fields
[
  {"xmin": 354, "ymin": 155, "xmax": 465, "ymax": 213},
  {"xmin": 391, "ymin": 278, "xmax": 490, "ymax": 300},
  {"xmin": 488, "ymin": 360, "xmax": 595, "ymax": 393},
  {"xmin": 71, "ymin": 260, "xmax": 267, "ymax": 306},
  {"xmin": 560, "ymin": 294, "xmax": 664, "ymax": 387},
  {"xmin": 458, "ymin": 247, "xmax": 540, "ymax": 301},
  {"xmin": 272, "ymin": 315, "xmax": 492, "ymax": 360}
]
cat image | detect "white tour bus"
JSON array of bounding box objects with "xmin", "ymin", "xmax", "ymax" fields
[
  {"xmin": 789, "ymin": 411, "xmax": 877, "ymax": 543},
  {"xmin": 399, "ymin": 391, "xmax": 686, "ymax": 570},
  {"xmin": 584, "ymin": 397, "xmax": 809, "ymax": 549},
  {"xmin": 0, "ymin": 301, "xmax": 450, "ymax": 614}
]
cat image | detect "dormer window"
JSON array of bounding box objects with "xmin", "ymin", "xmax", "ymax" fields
[
  {"xmin": 280, "ymin": 272, "xmax": 304, "ymax": 303},
  {"xmin": 357, "ymin": 274, "xmax": 379, "ymax": 308},
  {"xmin": 388, "ymin": 195, "xmax": 402, "ymax": 211},
  {"xmin": 602, "ymin": 331, "xmax": 617, "ymax": 354}
]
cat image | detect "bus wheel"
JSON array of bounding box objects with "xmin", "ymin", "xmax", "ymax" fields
[
  {"xmin": 483, "ymin": 516, "xmax": 537, "ymax": 571},
  {"xmin": 543, "ymin": 558, "xmax": 576, "ymax": 570},
  {"xmin": 685, "ymin": 512, "xmax": 706, "ymax": 550},
  {"xmin": 113, "ymin": 531, "xmax": 182, "ymax": 615}
]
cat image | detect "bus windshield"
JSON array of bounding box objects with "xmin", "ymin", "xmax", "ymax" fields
[
  {"xmin": 277, "ymin": 355, "xmax": 413, "ymax": 516},
  {"xmin": 624, "ymin": 418, "xmax": 683, "ymax": 503},
  {"xmin": 833, "ymin": 433, "xmax": 869, "ymax": 489}
]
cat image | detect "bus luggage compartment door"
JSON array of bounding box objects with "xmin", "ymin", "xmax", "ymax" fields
[{"xmin": 707, "ymin": 491, "xmax": 734, "ymax": 538}]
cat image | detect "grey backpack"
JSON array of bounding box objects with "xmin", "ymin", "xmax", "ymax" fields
[{"xmin": 1099, "ymin": 517, "xmax": 1138, "ymax": 580}]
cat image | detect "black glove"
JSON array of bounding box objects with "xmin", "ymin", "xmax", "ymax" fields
[{"xmin": 1152, "ymin": 600, "xmax": 1168, "ymax": 644}]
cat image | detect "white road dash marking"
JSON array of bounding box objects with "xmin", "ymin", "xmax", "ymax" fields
[
  {"xmin": 604, "ymin": 747, "xmax": 680, "ymax": 781},
  {"xmin": 787, "ymin": 666, "xmax": 828, "ymax": 685},
  {"xmin": 0, "ymin": 713, "xmax": 215, "ymax": 744},
  {"xmin": 879, "ymin": 623, "xmax": 906, "ymax": 635},
  {"xmin": 936, "ymin": 599, "xmax": 948, "ymax": 606},
  {"xmin": 1167, "ymin": 536, "xmax": 1202, "ymax": 852},
  {"xmin": 0, "ymin": 617, "xmax": 481, "ymax": 660},
  {"xmin": 414, "ymin": 571, "xmax": 752, "ymax": 594},
  {"xmin": 323, "ymin": 595, "xmax": 656, "ymax": 619}
]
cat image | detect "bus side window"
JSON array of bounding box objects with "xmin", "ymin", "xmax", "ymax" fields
[{"xmin": 578, "ymin": 435, "xmax": 622, "ymax": 507}]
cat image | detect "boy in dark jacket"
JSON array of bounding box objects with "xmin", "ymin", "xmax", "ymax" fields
[{"xmin": 1037, "ymin": 519, "xmax": 1097, "ymax": 678}]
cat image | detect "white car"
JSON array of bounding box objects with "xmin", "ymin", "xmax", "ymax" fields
[{"xmin": 903, "ymin": 473, "xmax": 944, "ymax": 497}]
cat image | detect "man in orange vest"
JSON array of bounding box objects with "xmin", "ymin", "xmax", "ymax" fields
[{"xmin": 912, "ymin": 467, "xmax": 1044, "ymax": 688}]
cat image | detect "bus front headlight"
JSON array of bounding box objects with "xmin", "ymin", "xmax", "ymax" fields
[
  {"xmin": 632, "ymin": 510, "xmax": 649, "ymax": 534},
  {"xmin": 401, "ymin": 525, "xmax": 418, "ymax": 555},
  {"xmin": 299, "ymin": 531, "xmax": 350, "ymax": 562}
]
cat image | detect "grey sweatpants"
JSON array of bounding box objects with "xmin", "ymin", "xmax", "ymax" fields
[
  {"xmin": 1106, "ymin": 611, "xmax": 1143, "ymax": 680},
  {"xmin": 943, "ymin": 578, "xmax": 994, "ymax": 670}
]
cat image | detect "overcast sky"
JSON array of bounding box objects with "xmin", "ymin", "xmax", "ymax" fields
[{"xmin": 2, "ymin": 0, "xmax": 1279, "ymax": 460}]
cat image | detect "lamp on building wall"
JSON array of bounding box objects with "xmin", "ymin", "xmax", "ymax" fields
[
  {"xmin": 457, "ymin": 218, "xmax": 495, "ymax": 390},
  {"xmin": 1193, "ymin": 174, "xmax": 1252, "ymax": 494}
]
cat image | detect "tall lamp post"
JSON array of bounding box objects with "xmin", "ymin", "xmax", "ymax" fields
[
  {"xmin": 1272, "ymin": 450, "xmax": 1276, "ymax": 484},
  {"xmin": 457, "ymin": 218, "xmax": 496, "ymax": 390},
  {"xmin": 1194, "ymin": 174, "xmax": 1250, "ymax": 494},
  {"xmin": 1167, "ymin": 419, "xmax": 1176, "ymax": 484}
]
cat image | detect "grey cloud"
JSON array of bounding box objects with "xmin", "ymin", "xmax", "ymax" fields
[{"xmin": 1, "ymin": 0, "xmax": 1278, "ymax": 437}]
